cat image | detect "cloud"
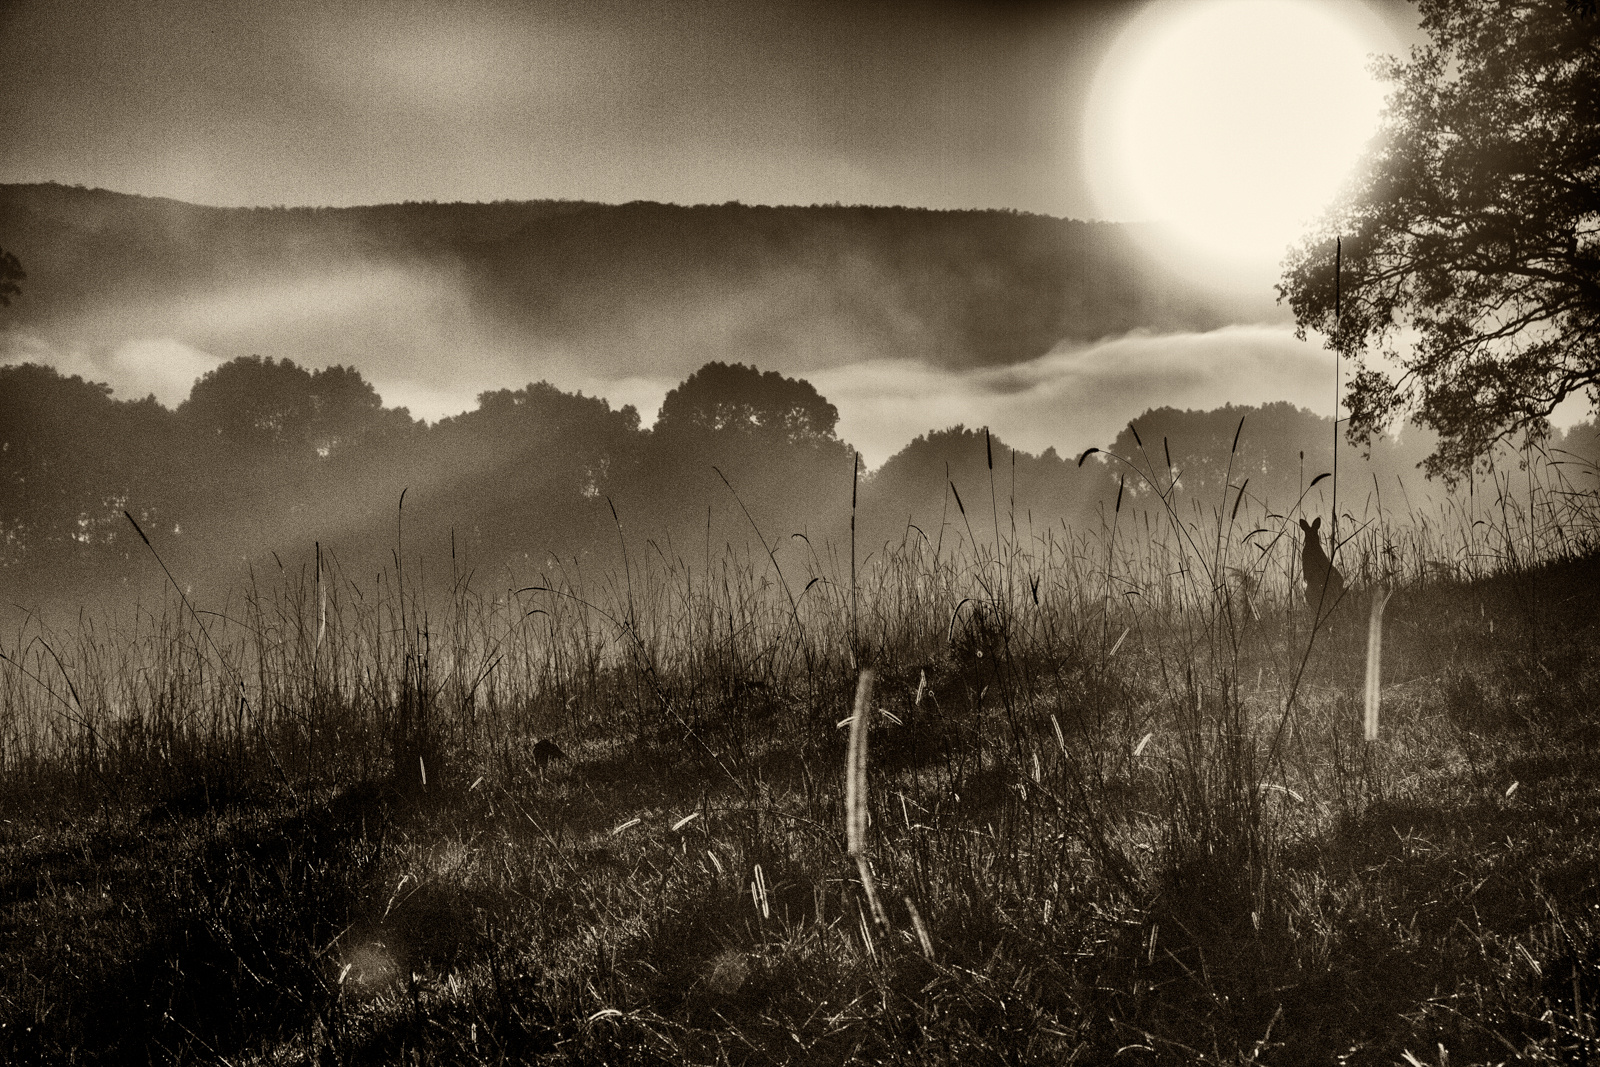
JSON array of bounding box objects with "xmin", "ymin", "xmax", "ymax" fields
[
  {"xmin": 364, "ymin": 377, "xmax": 489, "ymax": 424},
  {"xmin": 0, "ymin": 333, "xmax": 222, "ymax": 406},
  {"xmin": 367, "ymin": 370, "xmax": 671, "ymax": 428},
  {"xmin": 332, "ymin": 322, "xmax": 1344, "ymax": 460},
  {"xmin": 107, "ymin": 339, "xmax": 225, "ymax": 405},
  {"xmin": 6, "ymin": 304, "xmax": 1343, "ymax": 477},
  {"xmin": 811, "ymin": 325, "xmax": 1339, "ymax": 468}
]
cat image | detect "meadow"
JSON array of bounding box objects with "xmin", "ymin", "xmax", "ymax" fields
[{"xmin": 2, "ymin": 433, "xmax": 1598, "ymax": 1065}]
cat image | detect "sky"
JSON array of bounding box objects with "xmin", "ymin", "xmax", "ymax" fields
[{"xmin": 0, "ymin": 0, "xmax": 1430, "ymax": 466}]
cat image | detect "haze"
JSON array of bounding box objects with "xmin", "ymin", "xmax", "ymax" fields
[{"xmin": 0, "ymin": 0, "xmax": 1426, "ymax": 464}]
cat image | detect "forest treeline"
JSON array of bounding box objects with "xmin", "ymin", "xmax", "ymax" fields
[
  {"xmin": 7, "ymin": 355, "xmax": 1592, "ymax": 606},
  {"xmin": 0, "ymin": 183, "xmax": 1271, "ymax": 370}
]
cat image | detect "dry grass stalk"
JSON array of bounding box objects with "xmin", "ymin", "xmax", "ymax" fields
[
  {"xmin": 752, "ymin": 863, "xmax": 770, "ymax": 919},
  {"xmin": 1365, "ymin": 584, "xmax": 1394, "ymax": 742},
  {"xmin": 315, "ymin": 541, "xmax": 326, "ymax": 655},
  {"xmin": 857, "ymin": 903, "xmax": 878, "ymax": 963},
  {"xmin": 905, "ymin": 895, "xmax": 934, "ymax": 959},
  {"xmin": 846, "ymin": 669, "xmax": 887, "ymax": 928}
]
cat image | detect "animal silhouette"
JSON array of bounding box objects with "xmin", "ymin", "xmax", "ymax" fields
[
  {"xmin": 1298, "ymin": 517, "xmax": 1345, "ymax": 617},
  {"xmin": 532, "ymin": 738, "xmax": 567, "ymax": 774}
]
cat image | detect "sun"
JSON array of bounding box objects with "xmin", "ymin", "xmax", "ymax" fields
[{"xmin": 1084, "ymin": 0, "xmax": 1390, "ymax": 271}]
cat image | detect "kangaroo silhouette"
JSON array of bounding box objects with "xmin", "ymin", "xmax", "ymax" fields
[
  {"xmin": 1298, "ymin": 517, "xmax": 1345, "ymax": 616},
  {"xmin": 532, "ymin": 738, "xmax": 567, "ymax": 774}
]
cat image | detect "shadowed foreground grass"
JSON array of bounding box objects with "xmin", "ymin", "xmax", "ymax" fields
[{"xmin": 2, "ymin": 498, "xmax": 1600, "ymax": 1063}]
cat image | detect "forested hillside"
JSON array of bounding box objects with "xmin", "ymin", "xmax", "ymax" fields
[{"xmin": 0, "ymin": 183, "xmax": 1272, "ymax": 375}]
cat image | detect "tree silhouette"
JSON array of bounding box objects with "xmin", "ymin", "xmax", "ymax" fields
[
  {"xmin": 1281, "ymin": 0, "xmax": 1600, "ymax": 481},
  {"xmin": 627, "ymin": 362, "xmax": 851, "ymax": 553},
  {"xmin": 1104, "ymin": 403, "xmax": 1443, "ymax": 528},
  {"xmin": 657, "ymin": 361, "xmax": 839, "ymax": 444},
  {"xmin": 861, "ymin": 425, "xmax": 1109, "ymax": 552},
  {"xmin": 424, "ymin": 382, "xmax": 641, "ymax": 562},
  {"xmin": 179, "ymin": 355, "xmax": 386, "ymax": 462},
  {"xmin": 0, "ymin": 363, "xmax": 180, "ymax": 577},
  {"xmin": 0, "ymin": 247, "xmax": 23, "ymax": 306},
  {"xmin": 162, "ymin": 357, "xmax": 423, "ymax": 572}
]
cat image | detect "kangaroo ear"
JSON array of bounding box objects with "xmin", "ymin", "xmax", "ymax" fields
[
  {"xmin": 1298, "ymin": 518, "xmax": 1311, "ymax": 533},
  {"xmin": 1311, "ymin": 517, "xmax": 1322, "ymax": 532}
]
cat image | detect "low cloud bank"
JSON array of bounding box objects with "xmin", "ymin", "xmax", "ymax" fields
[
  {"xmin": 6, "ymin": 314, "xmax": 1341, "ymax": 471},
  {"xmin": 1, "ymin": 333, "xmax": 223, "ymax": 408},
  {"xmin": 2, "ymin": 326, "xmax": 665, "ymax": 428},
  {"xmin": 813, "ymin": 325, "xmax": 1340, "ymax": 468}
]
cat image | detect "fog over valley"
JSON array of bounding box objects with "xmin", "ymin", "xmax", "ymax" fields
[
  {"xmin": 4, "ymin": 180, "xmax": 1594, "ymax": 611},
  {"xmin": 0, "ymin": 183, "xmax": 1299, "ymax": 466}
]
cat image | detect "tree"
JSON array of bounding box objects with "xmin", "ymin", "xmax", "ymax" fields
[
  {"xmin": 433, "ymin": 381, "xmax": 641, "ymax": 501},
  {"xmin": 656, "ymin": 361, "xmax": 839, "ymax": 444},
  {"xmin": 0, "ymin": 247, "xmax": 23, "ymax": 306},
  {"xmin": 0, "ymin": 363, "xmax": 181, "ymax": 579},
  {"xmin": 1106, "ymin": 404, "xmax": 1321, "ymax": 507},
  {"xmin": 628, "ymin": 362, "xmax": 851, "ymax": 551},
  {"xmin": 1102, "ymin": 403, "xmax": 1444, "ymax": 519},
  {"xmin": 1280, "ymin": 0, "xmax": 1600, "ymax": 480},
  {"xmin": 861, "ymin": 425, "xmax": 1109, "ymax": 551},
  {"xmin": 423, "ymin": 382, "xmax": 641, "ymax": 562},
  {"xmin": 179, "ymin": 355, "xmax": 386, "ymax": 460}
]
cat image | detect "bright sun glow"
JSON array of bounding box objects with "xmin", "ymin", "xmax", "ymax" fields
[{"xmin": 1085, "ymin": 0, "xmax": 1390, "ymax": 269}]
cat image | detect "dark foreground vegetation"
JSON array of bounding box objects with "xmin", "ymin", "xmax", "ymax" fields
[{"xmin": 2, "ymin": 433, "xmax": 1598, "ymax": 1066}]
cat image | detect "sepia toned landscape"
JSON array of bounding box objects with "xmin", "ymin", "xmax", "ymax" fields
[{"xmin": 2, "ymin": 0, "xmax": 1599, "ymax": 1063}]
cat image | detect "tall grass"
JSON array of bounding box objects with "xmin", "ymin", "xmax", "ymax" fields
[
  {"xmin": 0, "ymin": 432, "xmax": 1596, "ymax": 1062},
  {"xmin": 2, "ymin": 434, "xmax": 1590, "ymax": 840}
]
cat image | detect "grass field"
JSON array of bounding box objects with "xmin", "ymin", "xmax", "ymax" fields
[{"xmin": 2, "ymin": 441, "xmax": 1599, "ymax": 1065}]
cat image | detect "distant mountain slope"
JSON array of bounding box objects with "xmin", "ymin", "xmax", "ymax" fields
[{"xmin": 0, "ymin": 183, "xmax": 1277, "ymax": 376}]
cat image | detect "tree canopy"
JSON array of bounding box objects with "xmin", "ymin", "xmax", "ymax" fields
[
  {"xmin": 179, "ymin": 355, "xmax": 392, "ymax": 460},
  {"xmin": 656, "ymin": 361, "xmax": 839, "ymax": 444},
  {"xmin": 0, "ymin": 247, "xmax": 23, "ymax": 306},
  {"xmin": 0, "ymin": 363, "xmax": 180, "ymax": 566},
  {"xmin": 1280, "ymin": 0, "xmax": 1600, "ymax": 480}
]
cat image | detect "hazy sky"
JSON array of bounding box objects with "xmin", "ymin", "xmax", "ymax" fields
[
  {"xmin": 0, "ymin": 0, "xmax": 1433, "ymax": 464},
  {"xmin": 0, "ymin": 0, "xmax": 1419, "ymax": 216},
  {"xmin": 0, "ymin": 0, "xmax": 1100, "ymax": 211}
]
